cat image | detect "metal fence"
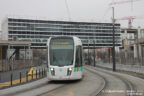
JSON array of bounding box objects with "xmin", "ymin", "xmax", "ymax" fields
[
  {"xmin": 0, "ymin": 67, "xmax": 46, "ymax": 89},
  {"xmin": 85, "ymin": 48, "xmax": 144, "ymax": 66},
  {"xmin": 0, "ymin": 49, "xmax": 47, "ymax": 72}
]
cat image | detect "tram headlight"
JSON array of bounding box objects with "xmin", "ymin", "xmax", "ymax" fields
[
  {"xmin": 67, "ymin": 68, "xmax": 73, "ymax": 76},
  {"xmin": 50, "ymin": 68, "xmax": 54, "ymax": 71},
  {"xmin": 50, "ymin": 68, "xmax": 55, "ymax": 76},
  {"xmin": 68, "ymin": 68, "xmax": 72, "ymax": 71}
]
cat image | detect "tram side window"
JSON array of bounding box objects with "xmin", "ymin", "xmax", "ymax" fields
[{"xmin": 75, "ymin": 46, "xmax": 82, "ymax": 67}]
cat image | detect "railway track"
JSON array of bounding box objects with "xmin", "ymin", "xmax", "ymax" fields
[
  {"xmin": 37, "ymin": 80, "xmax": 80, "ymax": 96},
  {"xmin": 38, "ymin": 69, "xmax": 104, "ymax": 96},
  {"xmin": 1, "ymin": 66, "xmax": 143, "ymax": 96},
  {"xmin": 85, "ymin": 66, "xmax": 136, "ymax": 96},
  {"xmin": 84, "ymin": 68, "xmax": 107, "ymax": 96},
  {"xmin": 39, "ymin": 66, "xmax": 137, "ymax": 96},
  {"xmin": 0, "ymin": 78, "xmax": 66, "ymax": 96},
  {"xmin": 1, "ymin": 69, "xmax": 103, "ymax": 96}
]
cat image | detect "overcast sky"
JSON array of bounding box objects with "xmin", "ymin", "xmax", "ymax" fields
[{"xmin": 0, "ymin": 0, "xmax": 144, "ymax": 30}]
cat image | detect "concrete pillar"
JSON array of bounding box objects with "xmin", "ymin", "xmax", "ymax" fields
[
  {"xmin": 115, "ymin": 47, "xmax": 120, "ymax": 52},
  {"xmin": 138, "ymin": 26, "xmax": 141, "ymax": 39},
  {"xmin": 0, "ymin": 45, "xmax": 2, "ymax": 60},
  {"xmin": 139, "ymin": 45, "xmax": 142, "ymax": 57},
  {"xmin": 134, "ymin": 44, "xmax": 138, "ymax": 58},
  {"xmin": 28, "ymin": 46, "xmax": 30, "ymax": 60},
  {"xmin": 124, "ymin": 29, "xmax": 127, "ymax": 39},
  {"xmin": 7, "ymin": 45, "xmax": 12, "ymax": 71},
  {"xmin": 24, "ymin": 46, "xmax": 26, "ymax": 69},
  {"xmin": 142, "ymin": 45, "xmax": 144, "ymax": 65},
  {"xmin": 15, "ymin": 48, "xmax": 20, "ymax": 60},
  {"xmin": 7, "ymin": 45, "xmax": 10, "ymax": 59},
  {"xmin": 2, "ymin": 46, "xmax": 7, "ymax": 59}
]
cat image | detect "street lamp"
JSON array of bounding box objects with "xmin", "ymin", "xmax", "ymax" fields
[
  {"xmin": 112, "ymin": 7, "xmax": 116, "ymax": 71},
  {"xmin": 88, "ymin": 39, "xmax": 90, "ymax": 65},
  {"xmin": 93, "ymin": 40, "xmax": 96, "ymax": 67}
]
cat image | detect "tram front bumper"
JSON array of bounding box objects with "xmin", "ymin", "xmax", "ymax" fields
[{"xmin": 47, "ymin": 75, "xmax": 81, "ymax": 80}]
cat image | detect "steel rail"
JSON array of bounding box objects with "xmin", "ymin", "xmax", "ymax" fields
[
  {"xmin": 84, "ymin": 67, "xmax": 107, "ymax": 96},
  {"xmin": 89, "ymin": 66, "xmax": 135, "ymax": 96}
]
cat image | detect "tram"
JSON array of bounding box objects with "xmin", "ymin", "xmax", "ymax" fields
[{"xmin": 47, "ymin": 36, "xmax": 83, "ymax": 80}]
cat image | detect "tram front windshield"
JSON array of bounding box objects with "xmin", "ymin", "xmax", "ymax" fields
[{"xmin": 50, "ymin": 38, "xmax": 74, "ymax": 66}]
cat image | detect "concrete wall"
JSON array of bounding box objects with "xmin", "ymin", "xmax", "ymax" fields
[{"xmin": 1, "ymin": 18, "xmax": 8, "ymax": 40}]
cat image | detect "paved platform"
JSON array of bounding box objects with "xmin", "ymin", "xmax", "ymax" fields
[
  {"xmin": 0, "ymin": 68, "xmax": 30, "ymax": 83},
  {"xmin": 0, "ymin": 65, "xmax": 47, "ymax": 89},
  {"xmin": 0, "ymin": 75, "xmax": 40, "ymax": 88},
  {"xmin": 0, "ymin": 78, "xmax": 48, "ymax": 96}
]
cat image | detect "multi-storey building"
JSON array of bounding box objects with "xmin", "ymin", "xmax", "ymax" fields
[
  {"xmin": 2, "ymin": 17, "xmax": 121, "ymax": 48},
  {"xmin": 120, "ymin": 27, "xmax": 144, "ymax": 65},
  {"xmin": 121, "ymin": 28, "xmax": 137, "ymax": 51},
  {"xmin": 120, "ymin": 28, "xmax": 144, "ymax": 58}
]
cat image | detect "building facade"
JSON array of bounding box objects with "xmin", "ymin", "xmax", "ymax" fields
[
  {"xmin": 121, "ymin": 28, "xmax": 137, "ymax": 51},
  {"xmin": 119, "ymin": 27, "xmax": 144, "ymax": 65},
  {"xmin": 2, "ymin": 17, "xmax": 121, "ymax": 48}
]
